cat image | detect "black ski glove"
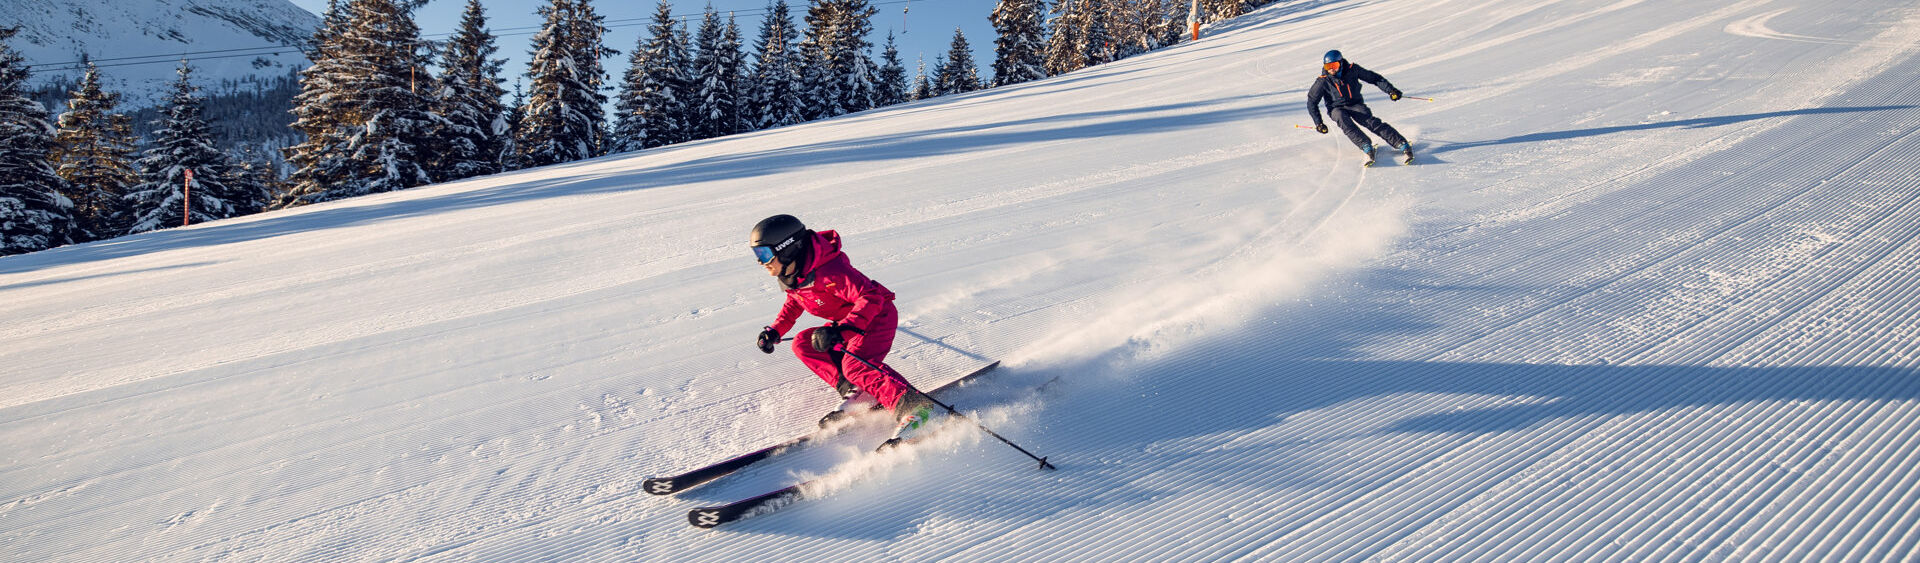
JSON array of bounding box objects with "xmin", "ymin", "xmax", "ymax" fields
[
  {"xmin": 1389, "ymin": 89, "xmax": 1402, "ymax": 101},
  {"xmin": 809, "ymin": 323, "xmax": 864, "ymax": 352},
  {"xmin": 756, "ymin": 327, "xmax": 780, "ymax": 354},
  {"xmin": 1314, "ymin": 123, "xmax": 1328, "ymax": 134}
]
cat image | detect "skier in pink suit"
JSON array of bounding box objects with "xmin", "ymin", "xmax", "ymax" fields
[{"xmin": 749, "ymin": 215, "xmax": 938, "ymax": 440}]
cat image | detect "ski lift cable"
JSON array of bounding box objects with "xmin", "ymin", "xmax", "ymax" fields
[{"xmin": 25, "ymin": 0, "xmax": 944, "ymax": 72}]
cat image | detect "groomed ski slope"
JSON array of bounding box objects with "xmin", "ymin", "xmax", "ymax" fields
[{"xmin": 5, "ymin": 0, "xmax": 1920, "ymax": 559}]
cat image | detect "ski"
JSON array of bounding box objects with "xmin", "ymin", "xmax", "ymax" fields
[
  {"xmin": 644, "ymin": 360, "xmax": 1000, "ymax": 496},
  {"xmin": 689, "ymin": 481, "xmax": 808, "ymax": 528}
]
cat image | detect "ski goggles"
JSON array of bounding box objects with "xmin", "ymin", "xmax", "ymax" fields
[
  {"xmin": 1323, "ymin": 61, "xmax": 1342, "ymax": 73},
  {"xmin": 752, "ymin": 245, "xmax": 777, "ymax": 264}
]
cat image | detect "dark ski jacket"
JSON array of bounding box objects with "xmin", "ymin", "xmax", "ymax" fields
[
  {"xmin": 769, "ymin": 230, "xmax": 896, "ymax": 336},
  {"xmin": 1308, "ymin": 63, "xmax": 1399, "ymax": 126}
]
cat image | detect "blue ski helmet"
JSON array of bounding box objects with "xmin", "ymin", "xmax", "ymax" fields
[{"xmin": 1322, "ymin": 50, "xmax": 1344, "ymax": 64}]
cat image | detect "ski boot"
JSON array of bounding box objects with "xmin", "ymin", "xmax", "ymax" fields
[
  {"xmin": 1361, "ymin": 144, "xmax": 1376, "ymax": 168},
  {"xmin": 879, "ymin": 393, "xmax": 945, "ymax": 449},
  {"xmin": 818, "ymin": 376, "xmax": 878, "ymax": 428},
  {"xmin": 1399, "ymin": 142, "xmax": 1415, "ymax": 165}
]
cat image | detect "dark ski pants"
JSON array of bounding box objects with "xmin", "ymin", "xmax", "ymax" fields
[{"xmin": 1330, "ymin": 104, "xmax": 1408, "ymax": 153}]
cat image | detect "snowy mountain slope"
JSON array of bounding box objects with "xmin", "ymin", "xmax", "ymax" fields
[
  {"xmin": 4, "ymin": 0, "xmax": 1920, "ymax": 560},
  {"xmin": 3, "ymin": 0, "xmax": 315, "ymax": 104}
]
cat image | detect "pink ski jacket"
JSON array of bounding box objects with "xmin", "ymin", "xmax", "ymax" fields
[{"xmin": 769, "ymin": 230, "xmax": 896, "ymax": 335}]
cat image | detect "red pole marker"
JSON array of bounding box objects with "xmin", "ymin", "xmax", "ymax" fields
[{"xmin": 183, "ymin": 168, "xmax": 194, "ymax": 227}]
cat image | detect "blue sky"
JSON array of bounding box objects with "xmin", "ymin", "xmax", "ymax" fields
[{"xmin": 286, "ymin": 0, "xmax": 1002, "ymax": 85}]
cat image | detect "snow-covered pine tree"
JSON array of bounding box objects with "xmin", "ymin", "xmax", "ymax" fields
[
  {"xmin": 873, "ymin": 32, "xmax": 907, "ymax": 107},
  {"xmin": 718, "ymin": 14, "xmax": 750, "ymax": 135},
  {"xmin": 833, "ymin": 0, "xmax": 879, "ymax": 115},
  {"xmin": 1104, "ymin": 0, "xmax": 1150, "ymax": 59},
  {"xmin": 747, "ymin": 0, "xmax": 803, "ymax": 130},
  {"xmin": 990, "ymin": 0, "xmax": 1047, "ymax": 87},
  {"xmin": 1203, "ymin": 0, "xmax": 1244, "ymax": 23},
  {"xmin": 934, "ymin": 28, "xmax": 982, "ymax": 96},
  {"xmin": 337, "ymin": 0, "xmax": 441, "ymax": 195},
  {"xmin": 502, "ymin": 79, "xmax": 526, "ymax": 170},
  {"xmin": 1081, "ymin": 0, "xmax": 1115, "ymax": 67},
  {"xmin": 432, "ymin": 0, "xmax": 510, "ymax": 181},
  {"xmin": 125, "ymin": 64, "xmax": 238, "ymax": 234},
  {"xmin": 689, "ymin": 5, "xmax": 742, "ymax": 141},
  {"xmin": 798, "ymin": 0, "xmax": 877, "ymax": 119},
  {"xmin": 229, "ymin": 144, "xmax": 280, "ymax": 216},
  {"xmin": 518, "ymin": 0, "xmax": 605, "ymax": 167},
  {"xmin": 1151, "ymin": 0, "xmax": 1185, "ymax": 48},
  {"xmin": 566, "ymin": 0, "xmax": 614, "ymax": 157},
  {"xmin": 795, "ymin": 0, "xmax": 838, "ymax": 121},
  {"xmin": 52, "ymin": 62, "xmax": 139, "ymax": 241},
  {"xmin": 1043, "ymin": 0, "xmax": 1089, "ymax": 76},
  {"xmin": 612, "ymin": 0, "xmax": 691, "ymax": 151},
  {"xmin": 0, "ymin": 27, "xmax": 75, "ymax": 255},
  {"xmin": 279, "ymin": 0, "xmax": 360, "ymax": 208},
  {"xmin": 907, "ymin": 55, "xmax": 932, "ymax": 100}
]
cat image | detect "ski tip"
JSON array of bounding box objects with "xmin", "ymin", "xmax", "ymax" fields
[
  {"xmin": 689, "ymin": 508, "xmax": 725, "ymax": 528},
  {"xmin": 643, "ymin": 478, "xmax": 677, "ymax": 495}
]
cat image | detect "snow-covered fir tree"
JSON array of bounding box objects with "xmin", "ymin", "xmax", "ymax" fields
[
  {"xmin": 688, "ymin": 6, "xmax": 744, "ymax": 141},
  {"xmin": 990, "ymin": 0, "xmax": 1047, "ymax": 87},
  {"xmin": 835, "ymin": 0, "xmax": 880, "ymax": 115},
  {"xmin": 1081, "ymin": 0, "xmax": 1116, "ymax": 67},
  {"xmin": 338, "ymin": 0, "xmax": 441, "ymax": 196},
  {"xmin": 432, "ymin": 0, "xmax": 510, "ymax": 181},
  {"xmin": 795, "ymin": 0, "xmax": 837, "ymax": 120},
  {"xmin": 502, "ymin": 79, "xmax": 527, "ymax": 170},
  {"xmin": 279, "ymin": 0, "xmax": 359, "ymax": 208},
  {"xmin": 125, "ymin": 64, "xmax": 238, "ymax": 234},
  {"xmin": 1119, "ymin": 0, "xmax": 1184, "ymax": 55},
  {"xmin": 1203, "ymin": 0, "xmax": 1245, "ymax": 23},
  {"xmin": 1151, "ymin": 0, "xmax": 1185, "ymax": 48},
  {"xmin": 747, "ymin": 0, "xmax": 804, "ymax": 130},
  {"xmin": 612, "ymin": 0, "xmax": 692, "ymax": 151},
  {"xmin": 565, "ymin": 0, "xmax": 614, "ymax": 157},
  {"xmin": 1044, "ymin": 0, "xmax": 1090, "ymax": 75},
  {"xmin": 873, "ymin": 32, "xmax": 907, "ymax": 108},
  {"xmin": 934, "ymin": 28, "xmax": 982, "ymax": 96},
  {"xmin": 798, "ymin": 0, "xmax": 878, "ymax": 119},
  {"xmin": 907, "ymin": 55, "xmax": 932, "ymax": 100},
  {"xmin": 52, "ymin": 62, "xmax": 138, "ymax": 241},
  {"xmin": 0, "ymin": 27, "xmax": 75, "ymax": 256},
  {"xmin": 718, "ymin": 15, "xmax": 751, "ymax": 135},
  {"xmin": 518, "ymin": 0, "xmax": 610, "ymax": 167},
  {"xmin": 229, "ymin": 145, "xmax": 281, "ymax": 215}
]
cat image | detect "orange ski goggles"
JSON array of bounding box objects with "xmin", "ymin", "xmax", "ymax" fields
[{"xmin": 1323, "ymin": 61, "xmax": 1343, "ymax": 73}]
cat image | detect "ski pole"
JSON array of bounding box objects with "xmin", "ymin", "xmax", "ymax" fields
[
  {"xmin": 1293, "ymin": 124, "xmax": 1316, "ymax": 129},
  {"xmin": 1403, "ymin": 95, "xmax": 1436, "ymax": 102},
  {"xmin": 841, "ymin": 350, "xmax": 1058, "ymax": 470}
]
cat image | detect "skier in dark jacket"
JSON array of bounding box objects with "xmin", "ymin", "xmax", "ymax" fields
[{"xmin": 1308, "ymin": 50, "xmax": 1414, "ymax": 165}]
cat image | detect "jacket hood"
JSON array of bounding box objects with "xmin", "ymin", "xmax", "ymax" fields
[{"xmin": 800, "ymin": 230, "xmax": 846, "ymax": 277}]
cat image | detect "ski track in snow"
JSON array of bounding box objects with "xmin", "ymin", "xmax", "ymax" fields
[{"xmin": 4, "ymin": 0, "xmax": 1920, "ymax": 560}]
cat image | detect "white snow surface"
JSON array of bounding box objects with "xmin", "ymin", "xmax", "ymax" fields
[{"xmin": 7, "ymin": 0, "xmax": 1920, "ymax": 560}]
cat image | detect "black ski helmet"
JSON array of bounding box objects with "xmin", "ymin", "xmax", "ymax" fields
[
  {"xmin": 750, "ymin": 214, "xmax": 809, "ymax": 264},
  {"xmin": 1323, "ymin": 50, "xmax": 1344, "ymax": 65}
]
